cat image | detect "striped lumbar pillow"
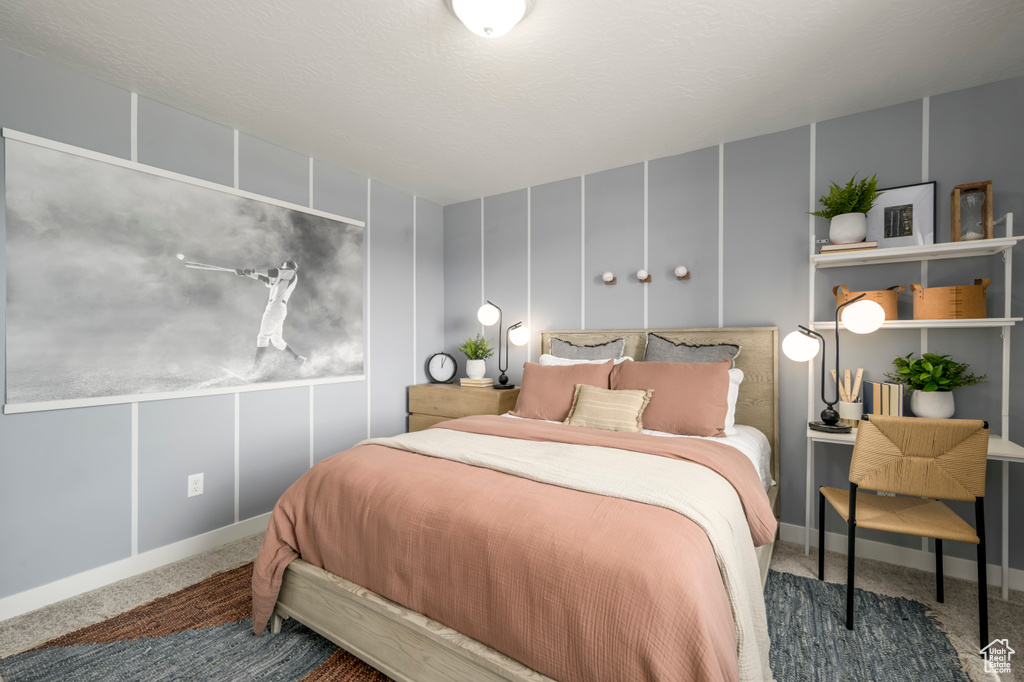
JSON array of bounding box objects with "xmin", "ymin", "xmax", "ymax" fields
[{"xmin": 564, "ymin": 384, "xmax": 653, "ymax": 433}]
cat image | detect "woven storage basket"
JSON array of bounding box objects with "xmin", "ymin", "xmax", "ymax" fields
[
  {"xmin": 910, "ymin": 278, "xmax": 989, "ymax": 319},
  {"xmin": 833, "ymin": 284, "xmax": 904, "ymax": 321}
]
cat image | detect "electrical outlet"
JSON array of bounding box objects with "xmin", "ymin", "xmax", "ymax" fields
[{"xmin": 188, "ymin": 473, "xmax": 204, "ymax": 498}]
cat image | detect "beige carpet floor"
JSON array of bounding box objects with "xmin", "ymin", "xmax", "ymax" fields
[{"xmin": 2, "ymin": 536, "xmax": 1021, "ymax": 681}]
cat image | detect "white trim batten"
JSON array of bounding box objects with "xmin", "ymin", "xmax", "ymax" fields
[
  {"xmin": 234, "ymin": 393, "xmax": 240, "ymax": 524},
  {"xmin": 366, "ymin": 178, "xmax": 372, "ymax": 439},
  {"xmin": 718, "ymin": 143, "xmax": 724, "ymax": 328},
  {"xmin": 480, "ymin": 198, "xmax": 486, "ymax": 335},
  {"xmin": 233, "ymin": 129, "xmax": 239, "ymax": 190},
  {"xmin": 413, "ymin": 196, "xmax": 418, "ymax": 384},
  {"xmin": 921, "ymin": 97, "xmax": 930, "ymax": 183},
  {"xmin": 526, "ymin": 187, "xmax": 532, "ymax": 361},
  {"xmin": 581, "ymin": 175, "xmax": 586, "ymax": 330},
  {"xmin": 643, "ymin": 160, "xmax": 649, "ymax": 329},
  {"xmin": 131, "ymin": 402, "xmax": 139, "ymax": 556}
]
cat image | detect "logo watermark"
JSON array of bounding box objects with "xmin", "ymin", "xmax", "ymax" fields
[{"xmin": 981, "ymin": 639, "xmax": 1015, "ymax": 675}]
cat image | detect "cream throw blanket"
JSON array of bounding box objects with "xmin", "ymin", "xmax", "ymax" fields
[{"xmin": 363, "ymin": 428, "xmax": 774, "ymax": 682}]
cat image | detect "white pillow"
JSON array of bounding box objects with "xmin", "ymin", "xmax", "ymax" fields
[
  {"xmin": 539, "ymin": 354, "xmax": 633, "ymax": 366},
  {"xmin": 725, "ymin": 368, "xmax": 743, "ymax": 436}
]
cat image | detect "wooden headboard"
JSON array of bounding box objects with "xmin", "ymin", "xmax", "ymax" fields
[{"xmin": 540, "ymin": 327, "xmax": 780, "ymax": 501}]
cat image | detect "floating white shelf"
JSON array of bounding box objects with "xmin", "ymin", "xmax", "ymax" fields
[
  {"xmin": 813, "ymin": 317, "xmax": 1022, "ymax": 330},
  {"xmin": 812, "ymin": 236, "xmax": 1023, "ymax": 269},
  {"xmin": 806, "ymin": 427, "xmax": 1024, "ymax": 463}
]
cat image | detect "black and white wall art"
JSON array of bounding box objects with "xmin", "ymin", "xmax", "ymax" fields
[{"xmin": 3, "ymin": 131, "xmax": 365, "ymax": 412}]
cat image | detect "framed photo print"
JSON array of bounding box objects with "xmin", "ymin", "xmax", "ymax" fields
[{"xmin": 866, "ymin": 181, "xmax": 935, "ymax": 248}]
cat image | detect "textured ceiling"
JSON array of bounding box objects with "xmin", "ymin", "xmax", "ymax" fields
[{"xmin": 1, "ymin": 0, "xmax": 1023, "ymax": 205}]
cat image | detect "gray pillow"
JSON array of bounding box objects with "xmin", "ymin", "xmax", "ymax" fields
[
  {"xmin": 644, "ymin": 333, "xmax": 740, "ymax": 364},
  {"xmin": 549, "ymin": 337, "xmax": 624, "ymax": 360}
]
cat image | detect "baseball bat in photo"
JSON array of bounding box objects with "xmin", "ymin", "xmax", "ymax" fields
[{"xmin": 184, "ymin": 261, "xmax": 236, "ymax": 273}]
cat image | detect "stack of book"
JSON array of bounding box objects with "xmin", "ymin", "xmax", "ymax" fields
[
  {"xmin": 862, "ymin": 380, "xmax": 905, "ymax": 417},
  {"xmin": 819, "ymin": 240, "xmax": 877, "ymax": 255},
  {"xmin": 460, "ymin": 378, "xmax": 493, "ymax": 388}
]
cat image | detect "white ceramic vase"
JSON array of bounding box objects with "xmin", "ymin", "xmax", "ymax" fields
[
  {"xmin": 466, "ymin": 359, "xmax": 486, "ymax": 379},
  {"xmin": 910, "ymin": 390, "xmax": 955, "ymax": 419},
  {"xmin": 829, "ymin": 213, "xmax": 868, "ymax": 245}
]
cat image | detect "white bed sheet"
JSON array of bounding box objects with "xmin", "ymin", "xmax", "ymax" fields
[{"xmin": 500, "ymin": 414, "xmax": 773, "ymax": 491}]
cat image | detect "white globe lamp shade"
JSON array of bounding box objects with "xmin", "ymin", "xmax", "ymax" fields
[
  {"xmin": 637, "ymin": 269, "xmax": 649, "ymax": 281},
  {"xmin": 447, "ymin": 0, "xmax": 532, "ymax": 38},
  {"xmin": 477, "ymin": 303, "xmax": 500, "ymax": 326},
  {"xmin": 602, "ymin": 271, "xmax": 615, "ymax": 283},
  {"xmin": 841, "ymin": 300, "xmax": 886, "ymax": 334},
  {"xmin": 783, "ymin": 331, "xmax": 820, "ymax": 362},
  {"xmin": 674, "ymin": 266, "xmax": 689, "ymax": 278},
  {"xmin": 509, "ymin": 325, "xmax": 530, "ymax": 347}
]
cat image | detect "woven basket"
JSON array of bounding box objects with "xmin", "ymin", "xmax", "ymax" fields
[
  {"xmin": 833, "ymin": 284, "xmax": 904, "ymax": 321},
  {"xmin": 910, "ymin": 278, "xmax": 989, "ymax": 319}
]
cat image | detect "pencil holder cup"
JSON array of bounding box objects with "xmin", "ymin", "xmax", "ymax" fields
[
  {"xmin": 838, "ymin": 401, "xmax": 862, "ymax": 428},
  {"xmin": 835, "ymin": 399, "xmax": 860, "ymax": 425},
  {"xmin": 838, "ymin": 401, "xmax": 862, "ymax": 419}
]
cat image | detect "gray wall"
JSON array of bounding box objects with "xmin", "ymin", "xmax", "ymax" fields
[
  {"xmin": 0, "ymin": 43, "xmax": 443, "ymax": 599},
  {"xmin": 442, "ymin": 76, "xmax": 1024, "ymax": 572}
]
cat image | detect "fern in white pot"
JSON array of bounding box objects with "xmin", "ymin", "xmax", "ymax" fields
[{"xmin": 811, "ymin": 174, "xmax": 883, "ymax": 245}]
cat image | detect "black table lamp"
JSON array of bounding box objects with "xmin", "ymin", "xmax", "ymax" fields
[
  {"xmin": 783, "ymin": 294, "xmax": 885, "ymax": 433},
  {"xmin": 477, "ymin": 301, "xmax": 530, "ymax": 389}
]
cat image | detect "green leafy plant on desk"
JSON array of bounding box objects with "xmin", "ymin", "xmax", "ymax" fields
[{"xmin": 884, "ymin": 352, "xmax": 987, "ymax": 392}]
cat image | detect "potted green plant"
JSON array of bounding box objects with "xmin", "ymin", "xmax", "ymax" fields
[
  {"xmin": 458, "ymin": 333, "xmax": 494, "ymax": 379},
  {"xmin": 884, "ymin": 352, "xmax": 987, "ymax": 418},
  {"xmin": 810, "ymin": 173, "xmax": 883, "ymax": 245}
]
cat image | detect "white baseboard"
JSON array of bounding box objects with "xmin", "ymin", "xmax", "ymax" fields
[
  {"xmin": 780, "ymin": 522, "xmax": 1024, "ymax": 593},
  {"xmin": 0, "ymin": 513, "xmax": 270, "ymax": 621}
]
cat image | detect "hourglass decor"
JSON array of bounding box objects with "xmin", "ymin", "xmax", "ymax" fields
[{"xmin": 951, "ymin": 181, "xmax": 993, "ymax": 242}]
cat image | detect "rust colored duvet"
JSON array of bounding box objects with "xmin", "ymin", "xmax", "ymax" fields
[{"xmin": 253, "ymin": 416, "xmax": 776, "ymax": 682}]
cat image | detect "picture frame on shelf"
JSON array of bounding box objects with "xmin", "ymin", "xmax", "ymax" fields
[
  {"xmin": 866, "ymin": 181, "xmax": 935, "ymax": 248},
  {"xmin": 951, "ymin": 180, "xmax": 994, "ymax": 242}
]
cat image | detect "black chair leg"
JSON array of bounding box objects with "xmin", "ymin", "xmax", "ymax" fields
[
  {"xmin": 846, "ymin": 519, "xmax": 856, "ymax": 629},
  {"xmin": 935, "ymin": 539, "xmax": 944, "ymax": 603},
  {"xmin": 976, "ymin": 498, "xmax": 989, "ymax": 648},
  {"xmin": 818, "ymin": 490, "xmax": 826, "ymax": 580}
]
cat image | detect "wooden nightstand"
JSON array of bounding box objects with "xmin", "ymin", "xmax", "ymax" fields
[{"xmin": 407, "ymin": 384, "xmax": 520, "ymax": 432}]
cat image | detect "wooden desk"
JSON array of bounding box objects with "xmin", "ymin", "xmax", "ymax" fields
[
  {"xmin": 805, "ymin": 427, "xmax": 1024, "ymax": 600},
  {"xmin": 408, "ymin": 384, "xmax": 520, "ymax": 432}
]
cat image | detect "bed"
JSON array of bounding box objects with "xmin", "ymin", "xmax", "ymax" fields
[{"xmin": 253, "ymin": 327, "xmax": 780, "ymax": 682}]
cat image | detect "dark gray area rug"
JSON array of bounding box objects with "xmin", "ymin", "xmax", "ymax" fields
[{"xmin": 766, "ymin": 570, "xmax": 970, "ymax": 681}]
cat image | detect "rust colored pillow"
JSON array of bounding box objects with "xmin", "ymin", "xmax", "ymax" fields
[
  {"xmin": 611, "ymin": 360, "xmax": 731, "ymax": 437},
  {"xmin": 511, "ymin": 361, "xmax": 614, "ymax": 422}
]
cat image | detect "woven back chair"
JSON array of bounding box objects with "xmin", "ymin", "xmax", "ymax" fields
[{"xmin": 818, "ymin": 415, "xmax": 990, "ymax": 647}]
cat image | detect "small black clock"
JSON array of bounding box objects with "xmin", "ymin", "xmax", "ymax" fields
[{"xmin": 426, "ymin": 352, "xmax": 458, "ymax": 384}]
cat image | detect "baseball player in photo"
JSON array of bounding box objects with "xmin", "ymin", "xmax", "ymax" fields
[{"xmin": 235, "ymin": 259, "xmax": 306, "ymax": 373}]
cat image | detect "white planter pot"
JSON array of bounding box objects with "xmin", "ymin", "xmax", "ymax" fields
[
  {"xmin": 910, "ymin": 390, "xmax": 955, "ymax": 419},
  {"xmin": 466, "ymin": 359, "xmax": 486, "ymax": 379},
  {"xmin": 829, "ymin": 213, "xmax": 868, "ymax": 245}
]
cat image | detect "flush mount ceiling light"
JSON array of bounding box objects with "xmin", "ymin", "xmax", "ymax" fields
[{"xmin": 445, "ymin": 0, "xmax": 535, "ymax": 38}]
